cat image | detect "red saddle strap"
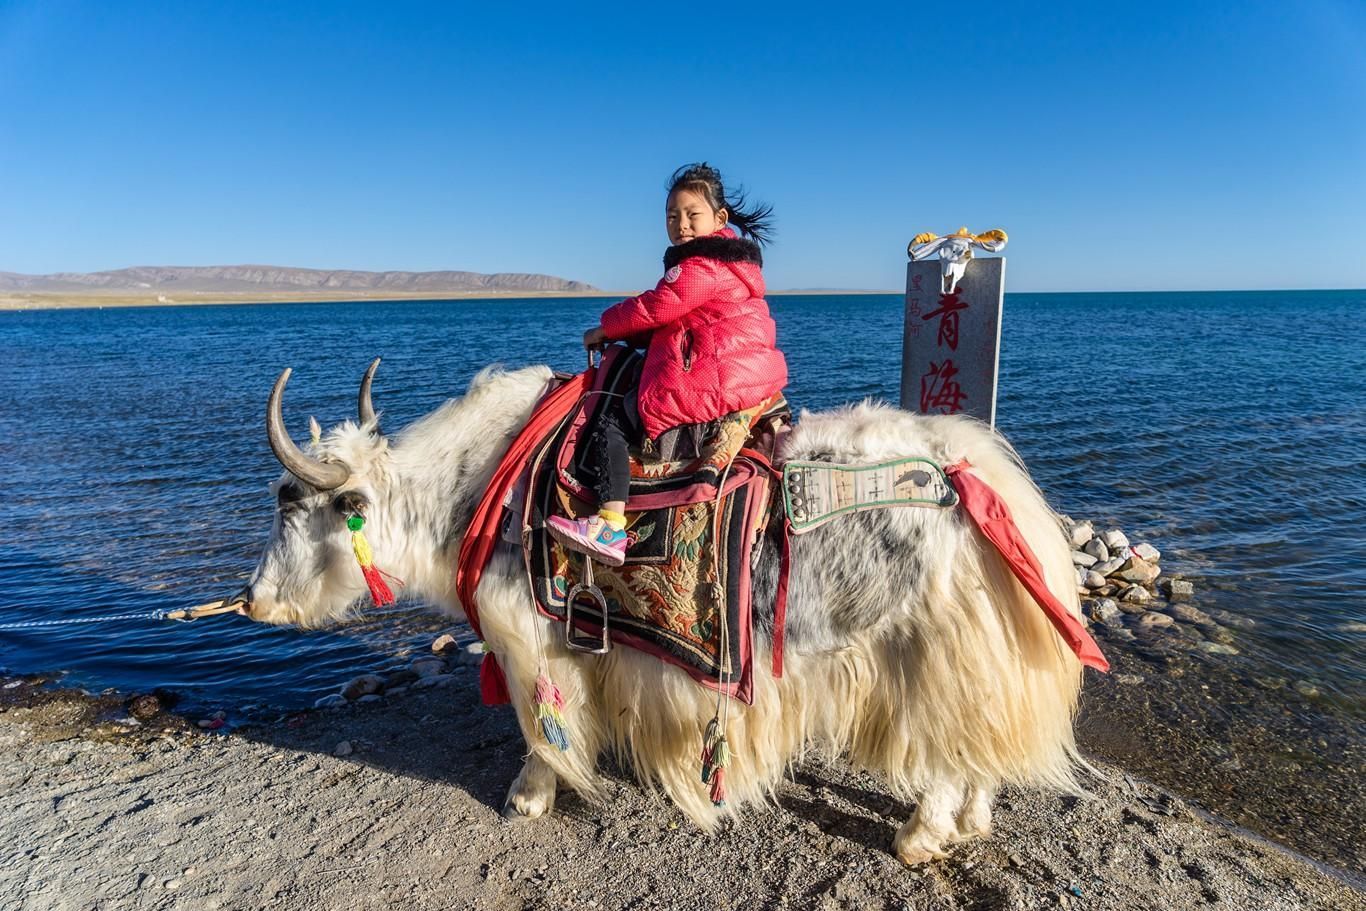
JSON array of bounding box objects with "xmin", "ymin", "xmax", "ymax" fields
[
  {"xmin": 738, "ymin": 448, "xmax": 791, "ymax": 678},
  {"xmin": 944, "ymin": 460, "xmax": 1109, "ymax": 672},
  {"xmin": 456, "ymin": 370, "xmax": 593, "ymax": 704}
]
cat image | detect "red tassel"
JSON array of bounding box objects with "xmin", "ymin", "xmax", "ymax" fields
[
  {"xmin": 360, "ymin": 564, "xmax": 395, "ymax": 608},
  {"xmin": 479, "ymin": 652, "xmax": 511, "ymax": 706},
  {"xmin": 709, "ymin": 766, "xmax": 726, "ymax": 806}
]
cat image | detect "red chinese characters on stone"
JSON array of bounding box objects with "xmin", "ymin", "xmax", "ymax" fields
[
  {"xmin": 916, "ymin": 287, "xmax": 970, "ymax": 414},
  {"xmin": 922, "ymin": 291, "xmax": 968, "ymax": 351},
  {"xmin": 919, "ymin": 359, "xmax": 967, "ymax": 414}
]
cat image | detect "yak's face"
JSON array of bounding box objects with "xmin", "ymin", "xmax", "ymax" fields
[
  {"xmin": 247, "ymin": 458, "xmax": 389, "ymax": 628},
  {"xmin": 228, "ymin": 359, "xmax": 398, "ymax": 628}
]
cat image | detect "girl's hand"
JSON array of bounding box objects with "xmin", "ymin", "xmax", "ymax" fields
[{"xmin": 583, "ymin": 326, "xmax": 608, "ymax": 350}]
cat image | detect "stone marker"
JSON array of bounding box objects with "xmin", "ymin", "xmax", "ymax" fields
[{"xmin": 902, "ymin": 257, "xmax": 1005, "ymax": 426}]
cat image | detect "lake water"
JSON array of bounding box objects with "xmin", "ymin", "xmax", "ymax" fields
[{"xmin": 2, "ymin": 290, "xmax": 1363, "ymax": 760}]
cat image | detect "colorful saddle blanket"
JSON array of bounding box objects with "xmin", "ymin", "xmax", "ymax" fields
[{"xmin": 525, "ymin": 346, "xmax": 789, "ymax": 703}]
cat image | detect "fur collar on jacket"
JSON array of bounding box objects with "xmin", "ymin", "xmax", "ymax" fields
[{"xmin": 663, "ymin": 231, "xmax": 763, "ymax": 270}]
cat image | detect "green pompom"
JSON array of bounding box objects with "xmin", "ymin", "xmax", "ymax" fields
[{"xmin": 346, "ymin": 515, "xmax": 365, "ymax": 532}]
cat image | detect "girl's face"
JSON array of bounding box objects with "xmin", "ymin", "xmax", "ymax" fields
[{"xmin": 666, "ymin": 188, "xmax": 727, "ymax": 245}]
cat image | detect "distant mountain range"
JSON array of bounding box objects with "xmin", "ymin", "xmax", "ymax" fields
[{"xmin": 0, "ymin": 265, "xmax": 597, "ymax": 294}]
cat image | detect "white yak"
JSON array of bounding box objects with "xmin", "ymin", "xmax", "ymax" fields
[{"xmin": 233, "ymin": 359, "xmax": 1088, "ymax": 864}]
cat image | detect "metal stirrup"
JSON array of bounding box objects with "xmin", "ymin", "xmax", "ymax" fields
[{"xmin": 565, "ymin": 558, "xmax": 611, "ymax": 654}]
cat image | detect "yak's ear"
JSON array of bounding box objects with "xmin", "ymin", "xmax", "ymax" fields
[
  {"xmin": 972, "ymin": 228, "xmax": 1008, "ymax": 252},
  {"xmin": 308, "ymin": 416, "xmax": 323, "ymax": 446}
]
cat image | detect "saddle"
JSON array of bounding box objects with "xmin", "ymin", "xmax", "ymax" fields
[{"xmin": 524, "ymin": 347, "xmax": 788, "ymax": 704}]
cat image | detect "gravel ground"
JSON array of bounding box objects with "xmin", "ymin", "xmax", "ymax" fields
[{"xmin": 1, "ymin": 673, "xmax": 1362, "ymax": 911}]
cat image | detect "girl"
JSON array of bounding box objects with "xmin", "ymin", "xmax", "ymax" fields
[{"xmin": 547, "ymin": 163, "xmax": 788, "ymax": 566}]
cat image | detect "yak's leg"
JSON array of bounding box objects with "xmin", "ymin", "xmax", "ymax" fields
[
  {"xmin": 503, "ymin": 751, "xmax": 557, "ymax": 819},
  {"xmin": 477, "ymin": 563, "xmax": 606, "ymax": 818},
  {"xmin": 951, "ymin": 784, "xmax": 994, "ymax": 843},
  {"xmin": 893, "ymin": 779, "xmax": 964, "ymax": 865}
]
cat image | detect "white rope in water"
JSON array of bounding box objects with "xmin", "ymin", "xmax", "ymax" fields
[{"xmin": 0, "ymin": 610, "xmax": 175, "ymax": 630}]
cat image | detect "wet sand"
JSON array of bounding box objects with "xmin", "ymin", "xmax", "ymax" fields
[{"xmin": 2, "ymin": 659, "xmax": 1363, "ymax": 911}]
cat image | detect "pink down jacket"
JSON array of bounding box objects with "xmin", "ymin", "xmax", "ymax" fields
[{"xmin": 598, "ymin": 227, "xmax": 788, "ymax": 441}]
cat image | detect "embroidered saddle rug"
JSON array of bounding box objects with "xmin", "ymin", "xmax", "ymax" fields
[{"xmin": 525, "ymin": 347, "xmax": 788, "ymax": 703}]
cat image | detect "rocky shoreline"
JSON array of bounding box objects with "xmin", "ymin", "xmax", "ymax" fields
[{"xmin": 1064, "ymin": 517, "xmax": 1247, "ymax": 657}]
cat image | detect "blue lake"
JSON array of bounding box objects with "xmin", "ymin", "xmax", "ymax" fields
[{"xmin": 2, "ymin": 290, "xmax": 1364, "ymax": 717}]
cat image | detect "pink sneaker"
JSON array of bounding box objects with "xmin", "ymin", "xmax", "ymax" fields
[{"xmin": 546, "ymin": 515, "xmax": 629, "ymax": 567}]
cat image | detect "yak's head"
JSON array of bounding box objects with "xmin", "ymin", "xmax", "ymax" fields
[{"xmin": 229, "ymin": 358, "xmax": 400, "ymax": 628}]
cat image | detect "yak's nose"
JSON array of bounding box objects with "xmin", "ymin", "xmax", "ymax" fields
[{"xmin": 228, "ymin": 584, "xmax": 254, "ymax": 618}]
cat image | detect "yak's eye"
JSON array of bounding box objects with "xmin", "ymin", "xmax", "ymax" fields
[
  {"xmin": 276, "ymin": 482, "xmax": 306, "ymax": 506},
  {"xmin": 331, "ymin": 492, "xmax": 368, "ymax": 517}
]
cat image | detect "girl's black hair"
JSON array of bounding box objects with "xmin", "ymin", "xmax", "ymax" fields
[{"xmin": 667, "ymin": 162, "xmax": 774, "ymax": 246}]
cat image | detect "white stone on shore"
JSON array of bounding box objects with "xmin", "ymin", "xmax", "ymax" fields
[
  {"xmin": 1160, "ymin": 579, "xmax": 1195, "ymax": 602},
  {"xmin": 1076, "ymin": 567, "xmax": 1088, "ymax": 587},
  {"xmin": 1072, "ymin": 551, "xmax": 1098, "ymax": 568},
  {"xmin": 341, "ymin": 674, "xmax": 385, "ymax": 701},
  {"xmin": 1067, "ymin": 522, "xmax": 1094, "ymax": 548},
  {"xmin": 456, "ymin": 642, "xmax": 485, "ymax": 667},
  {"xmin": 409, "ymin": 658, "xmax": 445, "ymax": 678},
  {"xmin": 1087, "ymin": 598, "xmax": 1121, "ymax": 624},
  {"xmin": 1132, "ymin": 542, "xmax": 1161, "ymax": 562},
  {"xmin": 333, "ymin": 740, "xmax": 353, "ymax": 757},
  {"xmin": 431, "ymin": 634, "xmax": 459, "ymax": 654},
  {"xmin": 413, "ymin": 673, "xmax": 455, "ymax": 690},
  {"xmin": 1119, "ymin": 585, "xmax": 1152, "ymax": 605},
  {"xmin": 1083, "ymin": 538, "xmax": 1110, "ymax": 562},
  {"xmin": 1092, "ymin": 557, "xmax": 1125, "ymax": 577},
  {"xmin": 1102, "ymin": 529, "xmax": 1130, "ymax": 551},
  {"xmin": 313, "ymin": 694, "xmax": 347, "ymax": 710},
  {"xmin": 1114, "ymin": 557, "xmax": 1161, "ymax": 585},
  {"xmin": 1084, "ymin": 570, "xmax": 1107, "ymax": 589}
]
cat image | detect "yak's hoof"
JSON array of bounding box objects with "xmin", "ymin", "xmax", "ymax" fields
[
  {"xmin": 893, "ymin": 825, "xmax": 950, "ymax": 866},
  {"xmin": 502, "ymin": 786, "xmax": 555, "ymax": 820},
  {"xmin": 502, "ymin": 799, "xmax": 548, "ymax": 820},
  {"xmin": 895, "ymin": 841, "xmax": 947, "ymax": 866},
  {"xmin": 502, "ymin": 759, "xmax": 556, "ymax": 820}
]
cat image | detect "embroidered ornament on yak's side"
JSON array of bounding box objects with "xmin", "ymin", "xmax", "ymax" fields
[
  {"xmin": 783, "ymin": 457, "xmax": 958, "ymax": 534},
  {"xmin": 347, "ymin": 514, "xmax": 400, "ymax": 608}
]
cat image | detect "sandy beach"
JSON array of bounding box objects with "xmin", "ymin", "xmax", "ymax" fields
[{"xmin": 2, "ymin": 659, "xmax": 1362, "ymax": 911}]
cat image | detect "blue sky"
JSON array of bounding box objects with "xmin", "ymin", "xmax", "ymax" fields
[{"xmin": 1, "ymin": 1, "xmax": 1363, "ymax": 292}]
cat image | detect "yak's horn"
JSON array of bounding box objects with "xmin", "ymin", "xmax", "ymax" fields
[
  {"xmin": 267, "ymin": 368, "xmax": 350, "ymax": 491},
  {"xmin": 358, "ymin": 357, "xmax": 380, "ymax": 429}
]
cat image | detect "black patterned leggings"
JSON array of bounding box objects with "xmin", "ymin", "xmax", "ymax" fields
[{"xmin": 589, "ymin": 391, "xmax": 638, "ymax": 504}]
